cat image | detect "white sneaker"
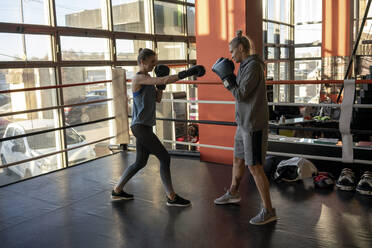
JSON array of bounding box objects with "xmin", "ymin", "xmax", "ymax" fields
[
  {"xmin": 214, "ymin": 190, "xmax": 241, "ymax": 205},
  {"xmin": 249, "ymin": 208, "xmax": 277, "ymax": 225}
]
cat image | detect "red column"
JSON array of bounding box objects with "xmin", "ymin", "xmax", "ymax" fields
[
  {"xmin": 195, "ymin": 0, "xmax": 263, "ymax": 165},
  {"xmin": 322, "ymin": 0, "xmax": 352, "ymax": 57}
]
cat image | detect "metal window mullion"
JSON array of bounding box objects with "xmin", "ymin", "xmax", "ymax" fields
[
  {"xmin": 184, "ymin": 3, "xmax": 189, "ymax": 65},
  {"xmin": 50, "ymin": 0, "xmax": 68, "ymax": 169},
  {"xmin": 263, "ymin": 19, "xmax": 294, "ymax": 28},
  {"xmin": 0, "ymin": 22, "xmax": 56, "ymax": 35},
  {"xmin": 113, "ymin": 31, "xmax": 154, "ymax": 40},
  {"xmin": 106, "ymin": 0, "xmax": 116, "ymax": 65},
  {"xmin": 0, "ymin": 61, "xmax": 57, "ymax": 69},
  {"xmin": 288, "ymin": 0, "xmax": 295, "ymax": 101},
  {"xmin": 294, "ymin": 57, "xmax": 322, "ymax": 61}
]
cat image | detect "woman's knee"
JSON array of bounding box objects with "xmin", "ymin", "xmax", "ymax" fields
[{"xmin": 132, "ymin": 160, "xmax": 147, "ymax": 170}]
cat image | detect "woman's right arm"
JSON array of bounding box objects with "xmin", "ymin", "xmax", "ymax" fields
[{"xmin": 136, "ymin": 74, "xmax": 179, "ymax": 86}]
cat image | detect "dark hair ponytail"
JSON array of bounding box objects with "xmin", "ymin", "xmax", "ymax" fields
[{"xmin": 137, "ymin": 48, "xmax": 156, "ymax": 64}]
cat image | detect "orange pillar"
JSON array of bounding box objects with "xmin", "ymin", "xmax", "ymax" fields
[
  {"xmin": 322, "ymin": 0, "xmax": 353, "ymax": 79},
  {"xmin": 196, "ymin": 0, "xmax": 263, "ymax": 165}
]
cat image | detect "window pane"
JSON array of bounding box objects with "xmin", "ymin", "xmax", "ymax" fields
[
  {"xmin": 0, "ymin": 0, "xmax": 50, "ymax": 25},
  {"xmin": 267, "ymin": 22, "xmax": 275, "ymax": 43},
  {"xmin": 280, "ymin": 62, "xmax": 289, "ymax": 80},
  {"xmin": 295, "ymin": 84, "xmax": 321, "ymax": 103},
  {"xmin": 268, "ymin": 0, "xmax": 275, "ymax": 21},
  {"xmin": 25, "ymin": 35, "xmax": 52, "ymax": 61},
  {"xmin": 295, "ymin": 0, "xmax": 322, "ymax": 23},
  {"xmin": 187, "ymin": 6, "xmax": 195, "ymax": 36},
  {"xmin": 61, "ymin": 66, "xmax": 111, "ymax": 85},
  {"xmin": 357, "ymin": 19, "xmax": 372, "ymax": 55},
  {"xmin": 0, "ymin": 33, "xmax": 25, "ymax": 61},
  {"xmin": 267, "ymin": 47, "xmax": 275, "ymax": 59},
  {"xmin": 0, "ymin": 34, "xmax": 52, "ymax": 61},
  {"xmin": 116, "ymin": 40, "xmax": 153, "ymax": 61},
  {"xmin": 280, "ymin": 25, "xmax": 291, "ymax": 44},
  {"xmin": 121, "ymin": 66, "xmax": 140, "ymax": 80},
  {"xmin": 55, "ymin": 0, "xmax": 108, "ymax": 29},
  {"xmin": 1, "ymin": 153, "xmax": 61, "ymax": 182},
  {"xmin": 112, "ymin": 0, "xmax": 152, "ymax": 33},
  {"xmin": 295, "ymin": 24, "xmax": 322, "ymax": 44},
  {"xmin": 280, "ymin": 0, "xmax": 290, "ymax": 23},
  {"xmin": 268, "ymin": 0, "xmax": 291, "ymax": 23},
  {"xmin": 60, "ymin": 36, "xmax": 110, "ymax": 60},
  {"xmin": 267, "ymin": 63, "xmax": 278, "ymax": 80},
  {"xmin": 295, "ymin": 47, "xmax": 321, "ymax": 58},
  {"xmin": 0, "ymin": 115, "xmax": 65, "ymax": 179},
  {"xmin": 61, "ymin": 66, "xmax": 112, "ymax": 124},
  {"xmin": 189, "ymin": 43, "xmax": 196, "ymax": 60},
  {"xmin": 154, "ymin": 1, "xmax": 185, "ymax": 35},
  {"xmin": 68, "ymin": 122, "xmax": 114, "ymax": 165},
  {"xmin": 63, "ymin": 95, "xmax": 112, "ymax": 125},
  {"xmin": 281, "ymin": 47, "xmax": 289, "ymax": 59},
  {"xmin": 295, "ymin": 60, "xmax": 321, "ymax": 80},
  {"xmin": 157, "ymin": 42, "xmax": 187, "ymax": 60},
  {"xmin": 0, "ymin": 68, "xmax": 56, "ymax": 115}
]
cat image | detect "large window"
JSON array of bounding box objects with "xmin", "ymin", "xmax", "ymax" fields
[
  {"xmin": 0, "ymin": 0, "xmax": 196, "ymax": 186},
  {"xmin": 263, "ymin": 0, "xmax": 293, "ymax": 103},
  {"xmin": 0, "ymin": 33, "xmax": 52, "ymax": 61},
  {"xmin": 154, "ymin": 1, "xmax": 185, "ymax": 35},
  {"xmin": 55, "ymin": 0, "xmax": 109, "ymax": 29},
  {"xmin": 0, "ymin": 0, "xmax": 50, "ymax": 25},
  {"xmin": 294, "ymin": 0, "xmax": 322, "ymax": 103},
  {"xmin": 112, "ymin": 0, "xmax": 152, "ymax": 33}
]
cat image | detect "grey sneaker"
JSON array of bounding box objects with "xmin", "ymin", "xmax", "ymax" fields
[
  {"xmin": 249, "ymin": 208, "xmax": 277, "ymax": 225},
  {"xmin": 214, "ymin": 190, "xmax": 241, "ymax": 205}
]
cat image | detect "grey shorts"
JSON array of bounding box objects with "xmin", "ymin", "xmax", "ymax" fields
[{"xmin": 234, "ymin": 126, "xmax": 268, "ymax": 166}]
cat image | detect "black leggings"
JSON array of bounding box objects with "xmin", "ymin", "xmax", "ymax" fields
[{"xmin": 116, "ymin": 124, "xmax": 174, "ymax": 195}]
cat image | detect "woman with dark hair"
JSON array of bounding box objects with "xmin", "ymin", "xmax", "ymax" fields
[
  {"xmin": 112, "ymin": 48, "xmax": 205, "ymax": 207},
  {"xmin": 212, "ymin": 31, "xmax": 277, "ymax": 224}
]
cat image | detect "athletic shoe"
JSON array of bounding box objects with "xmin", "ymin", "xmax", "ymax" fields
[
  {"xmin": 111, "ymin": 190, "xmax": 134, "ymax": 200},
  {"xmin": 214, "ymin": 190, "xmax": 241, "ymax": 205},
  {"xmin": 249, "ymin": 208, "xmax": 277, "ymax": 225},
  {"xmin": 166, "ymin": 194, "xmax": 191, "ymax": 207},
  {"xmin": 336, "ymin": 168, "xmax": 356, "ymax": 191},
  {"xmin": 356, "ymin": 171, "xmax": 372, "ymax": 196},
  {"xmin": 313, "ymin": 172, "xmax": 335, "ymax": 189}
]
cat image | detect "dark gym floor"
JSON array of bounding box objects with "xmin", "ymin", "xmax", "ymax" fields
[{"xmin": 0, "ymin": 152, "xmax": 371, "ymax": 248}]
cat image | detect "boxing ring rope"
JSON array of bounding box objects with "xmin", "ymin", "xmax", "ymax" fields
[
  {"xmin": 0, "ymin": 136, "xmax": 115, "ymax": 170},
  {"xmin": 155, "ymin": 79, "xmax": 372, "ymax": 165},
  {"xmin": 2, "ymin": 77, "xmax": 372, "ymax": 169},
  {"xmin": 0, "ymin": 80, "xmax": 112, "ymax": 95},
  {"xmin": 161, "ymin": 98, "xmax": 372, "ymax": 109},
  {"xmin": 0, "ymin": 79, "xmax": 116, "ymax": 170},
  {"xmin": 160, "ymin": 139, "xmax": 372, "ymax": 165}
]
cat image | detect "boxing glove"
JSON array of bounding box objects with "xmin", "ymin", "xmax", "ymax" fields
[
  {"xmin": 212, "ymin": 57, "xmax": 237, "ymax": 90},
  {"xmin": 154, "ymin": 64, "xmax": 170, "ymax": 90},
  {"xmin": 178, "ymin": 65, "xmax": 206, "ymax": 80}
]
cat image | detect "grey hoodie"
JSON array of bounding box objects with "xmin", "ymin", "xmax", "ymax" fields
[{"xmin": 229, "ymin": 54, "xmax": 268, "ymax": 131}]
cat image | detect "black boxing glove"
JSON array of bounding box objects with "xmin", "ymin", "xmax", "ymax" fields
[
  {"xmin": 178, "ymin": 65, "xmax": 206, "ymax": 80},
  {"xmin": 212, "ymin": 57, "xmax": 237, "ymax": 90},
  {"xmin": 154, "ymin": 64, "xmax": 170, "ymax": 90}
]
